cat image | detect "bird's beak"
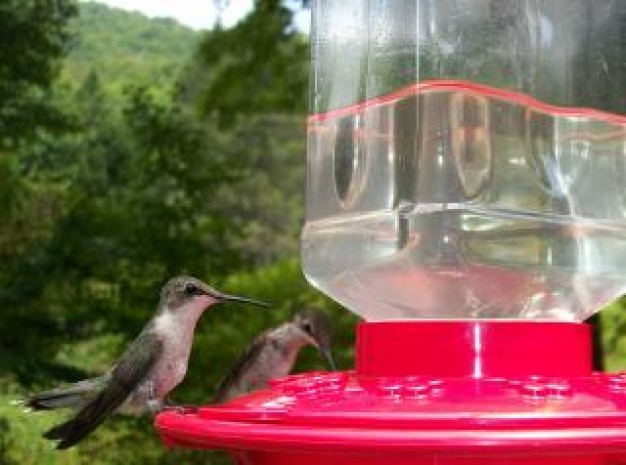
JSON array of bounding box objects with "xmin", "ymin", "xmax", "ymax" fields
[
  {"xmin": 321, "ymin": 347, "xmax": 337, "ymax": 371},
  {"xmin": 300, "ymin": 332, "xmax": 336, "ymax": 371},
  {"xmin": 212, "ymin": 291, "xmax": 270, "ymax": 308}
]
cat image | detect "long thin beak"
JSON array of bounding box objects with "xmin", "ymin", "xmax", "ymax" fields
[
  {"xmin": 321, "ymin": 348, "xmax": 337, "ymax": 371},
  {"xmin": 213, "ymin": 292, "xmax": 270, "ymax": 308}
]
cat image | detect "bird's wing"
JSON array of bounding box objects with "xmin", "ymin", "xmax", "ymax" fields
[
  {"xmin": 212, "ymin": 330, "xmax": 270, "ymax": 404},
  {"xmin": 44, "ymin": 330, "xmax": 164, "ymax": 449}
]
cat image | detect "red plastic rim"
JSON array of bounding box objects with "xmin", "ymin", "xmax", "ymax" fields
[
  {"xmin": 308, "ymin": 79, "xmax": 626, "ymax": 126},
  {"xmin": 157, "ymin": 410, "xmax": 626, "ymax": 455}
]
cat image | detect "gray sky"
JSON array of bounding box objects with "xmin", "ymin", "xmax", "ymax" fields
[
  {"xmin": 83, "ymin": 0, "xmax": 252, "ymax": 30},
  {"xmin": 83, "ymin": 0, "xmax": 310, "ymax": 31}
]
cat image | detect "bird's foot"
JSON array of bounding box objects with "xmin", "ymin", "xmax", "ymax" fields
[
  {"xmin": 162, "ymin": 396, "xmax": 198, "ymax": 414},
  {"xmin": 162, "ymin": 404, "xmax": 198, "ymax": 414}
]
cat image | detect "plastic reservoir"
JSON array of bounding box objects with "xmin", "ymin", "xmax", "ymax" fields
[{"xmin": 302, "ymin": 1, "xmax": 626, "ymax": 322}]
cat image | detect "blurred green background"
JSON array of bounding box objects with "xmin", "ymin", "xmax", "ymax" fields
[{"xmin": 0, "ymin": 1, "xmax": 624, "ymax": 464}]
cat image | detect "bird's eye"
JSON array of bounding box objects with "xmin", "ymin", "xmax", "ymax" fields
[
  {"xmin": 185, "ymin": 283, "xmax": 199, "ymax": 296},
  {"xmin": 302, "ymin": 322, "xmax": 312, "ymax": 334}
]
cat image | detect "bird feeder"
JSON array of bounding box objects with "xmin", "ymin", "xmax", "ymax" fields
[{"xmin": 156, "ymin": 1, "xmax": 626, "ymax": 463}]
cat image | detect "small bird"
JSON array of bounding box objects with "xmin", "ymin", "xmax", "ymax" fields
[
  {"xmin": 212, "ymin": 309, "xmax": 336, "ymax": 404},
  {"xmin": 23, "ymin": 276, "xmax": 268, "ymax": 449}
]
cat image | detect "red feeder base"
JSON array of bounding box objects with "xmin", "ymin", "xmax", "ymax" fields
[{"xmin": 156, "ymin": 322, "xmax": 626, "ymax": 464}]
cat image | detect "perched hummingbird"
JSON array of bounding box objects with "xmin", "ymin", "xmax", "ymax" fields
[
  {"xmin": 23, "ymin": 276, "xmax": 268, "ymax": 449},
  {"xmin": 212, "ymin": 309, "xmax": 336, "ymax": 404}
]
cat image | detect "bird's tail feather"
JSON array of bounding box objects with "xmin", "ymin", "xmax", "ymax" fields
[
  {"xmin": 43, "ymin": 415, "xmax": 103, "ymax": 449},
  {"xmin": 42, "ymin": 403, "xmax": 108, "ymax": 449},
  {"xmin": 43, "ymin": 420, "xmax": 74, "ymax": 440},
  {"xmin": 25, "ymin": 378, "xmax": 102, "ymax": 411},
  {"xmin": 43, "ymin": 376, "xmax": 129, "ymax": 449}
]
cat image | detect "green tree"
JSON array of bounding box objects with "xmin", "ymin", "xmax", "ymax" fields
[
  {"xmin": 0, "ymin": 0, "xmax": 78, "ymax": 384},
  {"xmin": 185, "ymin": 0, "xmax": 308, "ymax": 126},
  {"xmin": 0, "ymin": 0, "xmax": 77, "ymax": 149},
  {"xmin": 61, "ymin": 2, "xmax": 200, "ymax": 103}
]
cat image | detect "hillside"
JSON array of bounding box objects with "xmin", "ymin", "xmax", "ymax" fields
[{"xmin": 60, "ymin": 2, "xmax": 200, "ymax": 96}]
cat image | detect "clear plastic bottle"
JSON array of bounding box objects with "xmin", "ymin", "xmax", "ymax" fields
[{"xmin": 302, "ymin": 0, "xmax": 626, "ymax": 321}]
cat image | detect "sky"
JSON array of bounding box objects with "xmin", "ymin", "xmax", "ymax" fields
[{"xmin": 83, "ymin": 0, "xmax": 310, "ymax": 32}]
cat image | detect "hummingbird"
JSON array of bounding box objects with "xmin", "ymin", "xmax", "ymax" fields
[
  {"xmin": 22, "ymin": 276, "xmax": 268, "ymax": 449},
  {"xmin": 212, "ymin": 309, "xmax": 336, "ymax": 403}
]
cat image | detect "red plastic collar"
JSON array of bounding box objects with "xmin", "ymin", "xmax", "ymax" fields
[{"xmin": 356, "ymin": 321, "xmax": 592, "ymax": 378}]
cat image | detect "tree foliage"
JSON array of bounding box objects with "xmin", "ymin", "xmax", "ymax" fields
[
  {"xmin": 61, "ymin": 2, "xmax": 200, "ymax": 102},
  {"xmin": 185, "ymin": 0, "xmax": 308, "ymax": 126},
  {"xmin": 0, "ymin": 0, "xmax": 76, "ymax": 149}
]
